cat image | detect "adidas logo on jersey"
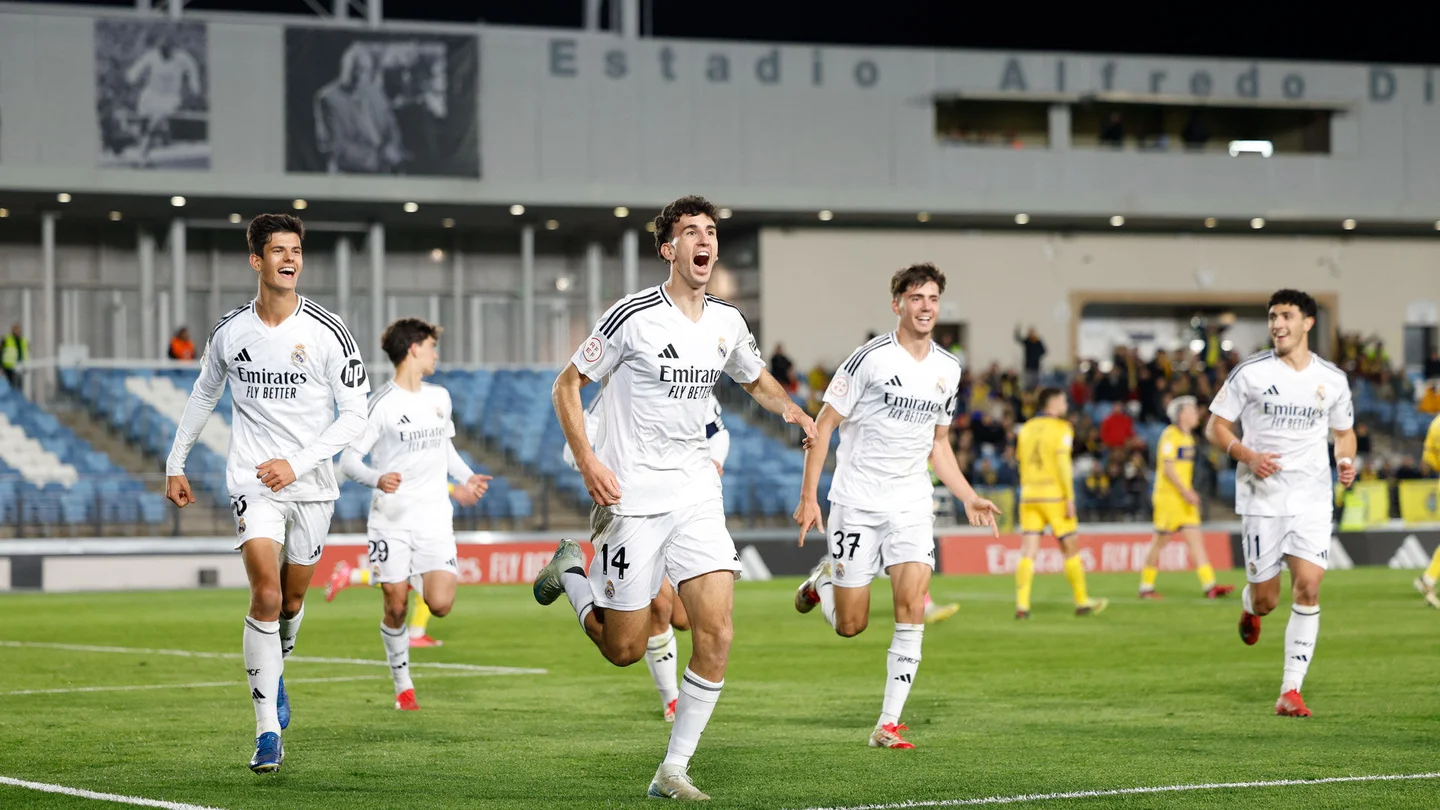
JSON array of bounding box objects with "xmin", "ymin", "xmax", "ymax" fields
[
  {"xmin": 1262, "ymin": 385, "xmax": 1280, "ymax": 396},
  {"xmin": 398, "ymin": 415, "xmax": 411, "ymax": 425},
  {"xmin": 658, "ymin": 344, "xmax": 680, "ymax": 359},
  {"xmin": 233, "ymin": 348, "xmax": 253, "ymax": 363},
  {"xmin": 885, "ymin": 375, "xmax": 903, "ymax": 387}
]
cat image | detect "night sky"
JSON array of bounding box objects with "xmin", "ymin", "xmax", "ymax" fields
[{"xmin": 14, "ymin": 0, "xmax": 1438, "ymax": 65}]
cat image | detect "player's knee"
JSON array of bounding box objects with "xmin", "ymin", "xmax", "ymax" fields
[
  {"xmin": 1291, "ymin": 580, "xmax": 1321, "ymax": 606},
  {"xmin": 280, "ymin": 593, "xmax": 305, "ymax": 618},
  {"xmin": 1252, "ymin": 590, "xmax": 1280, "ymax": 615},
  {"xmin": 835, "ymin": 616, "xmax": 868, "ymax": 638},
  {"xmin": 383, "ymin": 602, "xmax": 408, "ymax": 626},
  {"xmin": 427, "ymin": 599, "xmax": 453, "ymax": 618},
  {"xmin": 669, "ymin": 615, "xmax": 690, "ymax": 632},
  {"xmin": 249, "ymin": 583, "xmax": 282, "ymax": 619},
  {"xmin": 603, "ymin": 639, "xmax": 646, "ymax": 667}
]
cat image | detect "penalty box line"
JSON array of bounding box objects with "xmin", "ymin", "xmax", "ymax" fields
[
  {"xmin": 792, "ymin": 771, "xmax": 1440, "ymax": 810},
  {"xmin": 2, "ymin": 672, "xmax": 491, "ymax": 697},
  {"xmin": 0, "ymin": 775, "xmax": 227, "ymax": 810},
  {"xmin": 0, "ymin": 640, "xmax": 546, "ymax": 675}
]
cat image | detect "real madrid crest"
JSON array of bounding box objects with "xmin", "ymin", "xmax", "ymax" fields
[
  {"xmin": 604, "ymin": 579, "xmax": 616, "ymax": 599},
  {"xmin": 1315, "ymin": 384, "xmax": 1325, "ymax": 404},
  {"xmin": 835, "ymin": 562, "xmax": 846, "ymax": 578},
  {"xmin": 936, "ymin": 377, "xmax": 946, "ymax": 394},
  {"xmin": 292, "ymin": 343, "xmax": 307, "ymax": 364},
  {"xmin": 237, "ymin": 517, "xmax": 246, "ymax": 536},
  {"xmin": 717, "ymin": 337, "xmax": 728, "ymax": 358}
]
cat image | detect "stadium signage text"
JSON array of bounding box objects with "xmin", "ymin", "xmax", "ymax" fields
[
  {"xmin": 548, "ymin": 40, "xmax": 882, "ymax": 88},
  {"xmin": 999, "ymin": 58, "xmax": 1437, "ymax": 104}
]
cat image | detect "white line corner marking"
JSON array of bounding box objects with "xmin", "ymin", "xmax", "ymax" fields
[
  {"xmin": 0, "ymin": 775, "xmax": 226, "ymax": 810},
  {"xmin": 791, "ymin": 772, "xmax": 1440, "ymax": 810}
]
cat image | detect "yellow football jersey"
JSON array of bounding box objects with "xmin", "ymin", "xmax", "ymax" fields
[
  {"xmin": 1152, "ymin": 425, "xmax": 1196, "ymax": 503},
  {"xmin": 1424, "ymin": 413, "xmax": 1440, "ymax": 474},
  {"xmin": 1018, "ymin": 416, "xmax": 1073, "ymax": 503}
]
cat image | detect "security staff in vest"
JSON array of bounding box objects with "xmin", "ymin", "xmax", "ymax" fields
[{"xmin": 1, "ymin": 323, "xmax": 27, "ymax": 391}]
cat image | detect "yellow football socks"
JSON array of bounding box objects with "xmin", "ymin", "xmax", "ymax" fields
[
  {"xmin": 1197, "ymin": 564, "xmax": 1216, "ymax": 591},
  {"xmin": 1016, "ymin": 557, "xmax": 1035, "ymax": 612},
  {"xmin": 349, "ymin": 566, "xmax": 372, "ymax": 587},
  {"xmin": 409, "ymin": 597, "xmax": 432, "ymax": 635},
  {"xmin": 1140, "ymin": 566, "xmax": 1158, "ymax": 592},
  {"xmin": 1424, "ymin": 547, "xmax": 1440, "ymax": 586},
  {"xmin": 1063, "ymin": 555, "xmax": 1089, "ymax": 606}
]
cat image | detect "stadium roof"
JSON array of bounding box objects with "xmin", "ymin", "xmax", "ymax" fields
[{"xmin": 7, "ymin": 0, "xmax": 1438, "ymax": 66}]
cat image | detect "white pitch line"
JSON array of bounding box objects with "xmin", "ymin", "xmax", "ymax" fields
[
  {"xmin": 1, "ymin": 671, "xmax": 487, "ymax": 697},
  {"xmin": 792, "ymin": 771, "xmax": 1440, "ymax": 810},
  {"xmin": 0, "ymin": 775, "xmax": 226, "ymax": 810},
  {"xmin": 0, "ymin": 640, "xmax": 546, "ymax": 675}
]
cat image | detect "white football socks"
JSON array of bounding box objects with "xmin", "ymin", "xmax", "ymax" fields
[
  {"xmin": 645, "ymin": 628, "xmax": 680, "ymax": 707},
  {"xmin": 817, "ymin": 572, "xmax": 838, "ymax": 630},
  {"xmin": 879, "ymin": 623, "xmax": 923, "ymax": 728},
  {"xmin": 278, "ymin": 603, "xmax": 304, "ymax": 660},
  {"xmin": 562, "ymin": 570, "xmax": 594, "ymax": 627},
  {"xmin": 381, "ymin": 622, "xmax": 414, "ymax": 695},
  {"xmin": 243, "ymin": 617, "xmax": 283, "ymax": 737},
  {"xmin": 663, "ymin": 668, "xmax": 723, "ymax": 768},
  {"xmin": 1281, "ymin": 603, "xmax": 1320, "ymax": 694},
  {"xmin": 1242, "ymin": 584, "xmax": 1255, "ymax": 614}
]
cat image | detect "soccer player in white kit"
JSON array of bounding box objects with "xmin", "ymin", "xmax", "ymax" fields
[
  {"xmin": 1205, "ymin": 289, "xmax": 1357, "ymax": 718},
  {"xmin": 563, "ymin": 392, "xmax": 729, "ymax": 722},
  {"xmin": 535, "ymin": 195, "xmax": 816, "ymax": 801},
  {"xmin": 165, "ymin": 214, "xmax": 371, "ymax": 773},
  {"xmin": 338, "ymin": 318, "xmax": 491, "ymax": 711},
  {"xmin": 124, "ymin": 32, "xmax": 200, "ymax": 167},
  {"xmin": 792, "ymin": 263, "xmax": 1001, "ymax": 749}
]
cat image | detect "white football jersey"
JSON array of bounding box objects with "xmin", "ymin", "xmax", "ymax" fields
[
  {"xmin": 563, "ymin": 392, "xmax": 729, "ymax": 469},
  {"xmin": 346, "ymin": 382, "xmax": 457, "ymax": 531},
  {"xmin": 167, "ymin": 296, "xmax": 371, "ymax": 502},
  {"xmin": 1209, "ymin": 350, "xmax": 1353, "ymax": 517},
  {"xmin": 823, "ymin": 334, "xmax": 963, "ymax": 513},
  {"xmin": 569, "ymin": 285, "xmax": 763, "ymax": 515}
]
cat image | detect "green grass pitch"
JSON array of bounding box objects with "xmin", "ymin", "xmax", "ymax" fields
[{"xmin": 1, "ymin": 569, "xmax": 1438, "ymax": 809}]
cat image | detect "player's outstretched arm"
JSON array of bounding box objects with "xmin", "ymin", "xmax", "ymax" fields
[
  {"xmin": 1332, "ymin": 427, "xmax": 1358, "ymax": 488},
  {"xmin": 446, "ymin": 441, "xmax": 492, "ymax": 500},
  {"xmin": 931, "ymin": 425, "xmax": 1000, "ymax": 537},
  {"xmin": 553, "ymin": 363, "xmax": 619, "ymax": 506},
  {"xmin": 1206, "ymin": 413, "xmax": 1281, "ymax": 479},
  {"xmin": 165, "ymin": 341, "xmax": 227, "ymax": 508},
  {"xmin": 793, "ymin": 405, "xmax": 842, "ymax": 545},
  {"xmin": 740, "ymin": 369, "xmax": 816, "ymax": 441}
]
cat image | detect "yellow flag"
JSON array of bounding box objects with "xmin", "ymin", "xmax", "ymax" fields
[
  {"xmin": 1399, "ymin": 479, "xmax": 1440, "ymax": 525},
  {"xmin": 1340, "ymin": 481, "xmax": 1391, "ymax": 529}
]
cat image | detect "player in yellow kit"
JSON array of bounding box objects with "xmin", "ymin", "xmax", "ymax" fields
[
  {"xmin": 1138, "ymin": 396, "xmax": 1235, "ymax": 600},
  {"xmin": 1414, "ymin": 412, "xmax": 1440, "ymax": 608},
  {"xmin": 1015, "ymin": 388, "xmax": 1107, "ymax": 618}
]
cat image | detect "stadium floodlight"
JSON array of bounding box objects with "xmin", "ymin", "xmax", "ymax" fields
[
  {"xmin": 818, "ymin": 210, "xmax": 834, "ymax": 221},
  {"xmin": 429, "ymin": 248, "xmax": 444, "ymax": 262},
  {"xmin": 1221, "ymin": 340, "xmax": 1235, "ymax": 352},
  {"xmin": 1189, "ymin": 339, "xmax": 1206, "ymax": 353},
  {"xmin": 109, "ymin": 211, "xmax": 122, "ymax": 221},
  {"xmin": 1204, "ymin": 217, "xmax": 1217, "ymax": 228},
  {"xmin": 403, "ymin": 202, "xmax": 419, "ymax": 213},
  {"xmin": 57, "ymin": 193, "xmax": 72, "ymax": 203},
  {"xmin": 917, "ymin": 212, "xmax": 931, "ymax": 223},
  {"xmin": 613, "ymin": 206, "xmax": 629, "ymax": 218},
  {"xmin": 545, "ymin": 219, "xmax": 560, "ymax": 230},
  {"xmin": 1228, "ymin": 140, "xmax": 1274, "ymax": 158},
  {"xmin": 1343, "ymin": 219, "xmax": 1357, "ymax": 230},
  {"xmin": 170, "ymin": 196, "xmax": 186, "ymax": 208},
  {"xmin": 292, "ymin": 199, "xmax": 308, "ymax": 210},
  {"xmin": 718, "ymin": 208, "xmax": 733, "ymax": 219},
  {"xmin": 556, "ymin": 276, "xmax": 573, "ymax": 291},
  {"xmin": 442, "ymin": 218, "xmax": 455, "ymax": 229},
  {"xmin": 1251, "ymin": 217, "xmax": 1266, "ymax": 229},
  {"xmin": 1109, "ymin": 215, "xmax": 1124, "ymax": 227},
  {"xmin": 509, "ymin": 204, "xmax": 525, "ymax": 216},
  {"xmin": 228, "ymin": 213, "xmax": 242, "ymax": 223},
  {"xmin": 1014, "ymin": 213, "xmax": 1029, "ymax": 225}
]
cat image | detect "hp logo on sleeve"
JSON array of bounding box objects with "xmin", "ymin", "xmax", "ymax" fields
[{"xmin": 341, "ymin": 358, "xmax": 368, "ymax": 388}]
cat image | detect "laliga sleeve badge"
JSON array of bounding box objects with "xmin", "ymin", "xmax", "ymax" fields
[{"xmin": 292, "ymin": 343, "xmax": 307, "ymax": 364}]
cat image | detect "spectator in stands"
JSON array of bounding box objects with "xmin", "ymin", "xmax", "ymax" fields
[
  {"xmin": 1068, "ymin": 369, "xmax": 1091, "ymax": 410},
  {"xmin": 1084, "ymin": 464, "xmax": 1111, "ymax": 519},
  {"xmin": 1421, "ymin": 384, "xmax": 1440, "ymax": 415},
  {"xmin": 973, "ymin": 411, "xmax": 1007, "ymax": 455},
  {"xmin": 972, "ymin": 457, "xmax": 1000, "ymax": 489},
  {"xmin": 1094, "ymin": 366, "xmax": 1127, "ymax": 404},
  {"xmin": 1182, "ymin": 111, "xmax": 1209, "ymax": 150},
  {"xmin": 996, "ymin": 446, "xmax": 1020, "ymax": 487},
  {"xmin": 1149, "ymin": 348, "xmax": 1173, "ymax": 383},
  {"xmin": 1014, "ymin": 326, "xmax": 1046, "ymax": 388},
  {"xmin": 1100, "ymin": 111, "xmax": 1125, "ymax": 148},
  {"xmin": 167, "ymin": 326, "xmax": 196, "ymax": 361},
  {"xmin": 769, "ymin": 344, "xmax": 797, "ymax": 393},
  {"xmin": 1, "ymin": 323, "xmax": 27, "ymax": 390},
  {"xmin": 1100, "ymin": 402, "xmax": 1135, "ymax": 450},
  {"xmin": 1425, "ymin": 349, "xmax": 1440, "ymax": 381},
  {"xmin": 1354, "ymin": 422, "xmax": 1373, "ymax": 458}
]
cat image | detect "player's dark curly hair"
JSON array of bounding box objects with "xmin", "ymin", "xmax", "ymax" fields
[
  {"xmin": 1268, "ymin": 288, "xmax": 1317, "ymax": 319},
  {"xmin": 381, "ymin": 318, "xmax": 442, "ymax": 366},
  {"xmin": 652, "ymin": 195, "xmax": 719, "ymax": 262},
  {"xmin": 889, "ymin": 263, "xmax": 946, "ymax": 300},
  {"xmin": 246, "ymin": 214, "xmax": 305, "ymax": 257}
]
